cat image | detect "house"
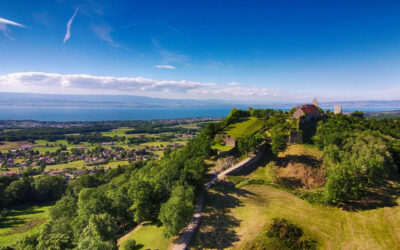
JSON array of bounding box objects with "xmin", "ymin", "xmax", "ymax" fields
[
  {"xmin": 101, "ymin": 142, "xmax": 115, "ymax": 146},
  {"xmin": 19, "ymin": 144, "xmax": 33, "ymax": 151},
  {"xmin": 292, "ymin": 98, "xmax": 320, "ymax": 122}
]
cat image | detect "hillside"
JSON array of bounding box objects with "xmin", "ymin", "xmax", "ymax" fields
[{"xmin": 191, "ymin": 144, "xmax": 400, "ymax": 249}]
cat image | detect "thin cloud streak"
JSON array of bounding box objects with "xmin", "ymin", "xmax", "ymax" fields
[
  {"xmin": 0, "ymin": 17, "xmax": 25, "ymax": 39},
  {"xmin": 92, "ymin": 25, "xmax": 118, "ymax": 47},
  {"xmin": 63, "ymin": 8, "xmax": 78, "ymax": 43},
  {"xmin": 164, "ymin": 23, "xmax": 192, "ymax": 42},
  {"xmin": 156, "ymin": 65, "xmax": 175, "ymax": 69},
  {"xmin": 0, "ymin": 17, "xmax": 26, "ymax": 28}
]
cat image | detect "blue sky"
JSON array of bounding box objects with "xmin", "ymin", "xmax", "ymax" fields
[{"xmin": 1, "ymin": 0, "xmax": 400, "ymax": 102}]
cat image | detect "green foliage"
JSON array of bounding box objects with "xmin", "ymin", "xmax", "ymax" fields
[
  {"xmin": 34, "ymin": 176, "xmax": 65, "ymax": 202},
  {"xmin": 265, "ymin": 161, "xmax": 279, "ymax": 182},
  {"xmin": 324, "ymin": 132, "xmax": 395, "ymax": 203},
  {"xmin": 159, "ymin": 185, "xmax": 195, "ymax": 237},
  {"xmin": 122, "ymin": 239, "xmax": 139, "ymax": 250},
  {"xmin": 237, "ymin": 134, "xmax": 262, "ymax": 156},
  {"xmin": 224, "ymin": 108, "xmax": 250, "ymax": 126},
  {"xmin": 324, "ymin": 163, "xmax": 364, "ymax": 203},
  {"xmin": 271, "ymin": 129, "xmax": 287, "ymax": 155},
  {"xmin": 245, "ymin": 218, "xmax": 317, "ymax": 250}
]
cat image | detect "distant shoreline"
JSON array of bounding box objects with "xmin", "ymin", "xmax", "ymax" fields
[{"xmin": 0, "ymin": 106, "xmax": 398, "ymax": 122}]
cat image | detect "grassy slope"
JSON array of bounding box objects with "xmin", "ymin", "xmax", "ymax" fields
[
  {"xmin": 119, "ymin": 223, "xmax": 172, "ymax": 250},
  {"xmin": 192, "ymin": 182, "xmax": 400, "ymax": 250},
  {"xmin": 192, "ymin": 144, "xmax": 400, "ymax": 249},
  {"xmin": 0, "ymin": 204, "xmax": 52, "ymax": 247},
  {"xmin": 211, "ymin": 144, "xmax": 233, "ymax": 151},
  {"xmin": 224, "ymin": 117, "xmax": 265, "ymax": 139}
]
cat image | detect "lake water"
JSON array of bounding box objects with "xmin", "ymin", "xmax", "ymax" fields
[{"xmin": 0, "ymin": 106, "xmax": 398, "ymax": 121}]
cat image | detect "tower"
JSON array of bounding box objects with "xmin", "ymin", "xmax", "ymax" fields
[
  {"xmin": 312, "ymin": 97, "xmax": 318, "ymax": 107},
  {"xmin": 334, "ymin": 105, "xmax": 342, "ymax": 114}
]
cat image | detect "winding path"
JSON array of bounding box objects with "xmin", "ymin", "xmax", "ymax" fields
[{"xmin": 173, "ymin": 147, "xmax": 266, "ymax": 250}]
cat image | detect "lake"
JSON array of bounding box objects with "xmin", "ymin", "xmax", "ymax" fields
[{"xmin": 0, "ymin": 106, "xmax": 398, "ymax": 121}]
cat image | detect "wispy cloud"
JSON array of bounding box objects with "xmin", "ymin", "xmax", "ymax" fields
[
  {"xmin": 153, "ymin": 39, "xmax": 189, "ymax": 65},
  {"xmin": 0, "ymin": 17, "xmax": 25, "ymax": 39},
  {"xmin": 92, "ymin": 24, "xmax": 118, "ymax": 47},
  {"xmin": 0, "ymin": 72, "xmax": 286, "ymax": 101},
  {"xmin": 63, "ymin": 8, "xmax": 78, "ymax": 43},
  {"xmin": 156, "ymin": 65, "xmax": 175, "ymax": 69},
  {"xmin": 227, "ymin": 82, "xmax": 240, "ymax": 86},
  {"xmin": 164, "ymin": 23, "xmax": 192, "ymax": 42}
]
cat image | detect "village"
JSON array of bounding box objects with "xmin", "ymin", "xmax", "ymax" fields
[{"xmin": 0, "ymin": 120, "xmax": 205, "ymax": 180}]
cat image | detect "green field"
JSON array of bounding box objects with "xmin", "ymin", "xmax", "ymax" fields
[
  {"xmin": 211, "ymin": 144, "xmax": 234, "ymax": 151},
  {"xmin": 46, "ymin": 160, "xmax": 130, "ymax": 171},
  {"xmin": 224, "ymin": 117, "xmax": 266, "ymax": 139},
  {"xmin": 101, "ymin": 127, "xmax": 138, "ymax": 138},
  {"xmin": 0, "ymin": 204, "xmax": 52, "ymax": 247},
  {"xmin": 119, "ymin": 223, "xmax": 172, "ymax": 250}
]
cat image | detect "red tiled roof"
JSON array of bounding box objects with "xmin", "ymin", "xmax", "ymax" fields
[{"xmin": 299, "ymin": 105, "xmax": 318, "ymax": 114}]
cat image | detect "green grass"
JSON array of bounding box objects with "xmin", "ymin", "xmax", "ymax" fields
[
  {"xmin": 119, "ymin": 223, "xmax": 172, "ymax": 250},
  {"xmin": 211, "ymin": 144, "xmax": 234, "ymax": 151},
  {"xmin": 46, "ymin": 160, "xmax": 130, "ymax": 171},
  {"xmin": 101, "ymin": 127, "xmax": 138, "ymax": 138},
  {"xmin": 192, "ymin": 177, "xmax": 400, "ymax": 249},
  {"xmin": 225, "ymin": 117, "xmax": 266, "ymax": 139},
  {"xmin": 45, "ymin": 160, "xmax": 86, "ymax": 171},
  {"xmin": 0, "ymin": 204, "xmax": 52, "ymax": 247}
]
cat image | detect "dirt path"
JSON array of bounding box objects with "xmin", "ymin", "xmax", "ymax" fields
[{"xmin": 173, "ymin": 147, "xmax": 266, "ymax": 250}]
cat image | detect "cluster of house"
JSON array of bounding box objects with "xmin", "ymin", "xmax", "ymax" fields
[
  {"xmin": 1, "ymin": 140, "xmax": 187, "ymax": 178},
  {"xmin": 292, "ymin": 97, "xmax": 342, "ymax": 122}
]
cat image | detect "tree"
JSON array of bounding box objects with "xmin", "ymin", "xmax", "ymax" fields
[
  {"xmin": 5, "ymin": 177, "xmax": 33, "ymax": 205},
  {"xmin": 159, "ymin": 185, "xmax": 195, "ymax": 237},
  {"xmin": 79, "ymin": 213, "xmax": 118, "ymax": 242},
  {"xmin": 34, "ymin": 175, "xmax": 66, "ymax": 202},
  {"xmin": 49, "ymin": 195, "xmax": 77, "ymax": 221},
  {"xmin": 238, "ymin": 134, "xmax": 260, "ymax": 156},
  {"xmin": 271, "ymin": 129, "xmax": 287, "ymax": 155},
  {"xmin": 324, "ymin": 163, "xmax": 364, "ymax": 203},
  {"xmin": 129, "ymin": 180, "xmax": 158, "ymax": 222}
]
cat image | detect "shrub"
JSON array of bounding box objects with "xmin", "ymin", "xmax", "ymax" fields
[{"xmin": 245, "ymin": 218, "xmax": 317, "ymax": 250}]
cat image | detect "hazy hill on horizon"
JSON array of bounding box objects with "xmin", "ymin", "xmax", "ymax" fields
[{"xmin": 0, "ymin": 92, "xmax": 400, "ymax": 108}]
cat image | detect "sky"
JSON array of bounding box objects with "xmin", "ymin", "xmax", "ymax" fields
[{"xmin": 1, "ymin": 0, "xmax": 400, "ymax": 103}]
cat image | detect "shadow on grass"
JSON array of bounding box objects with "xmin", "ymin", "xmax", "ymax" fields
[
  {"xmin": 229, "ymin": 145, "xmax": 274, "ymax": 177},
  {"xmin": 278, "ymin": 154, "xmax": 321, "ymax": 168},
  {"xmin": 0, "ymin": 205, "xmax": 46, "ymax": 230},
  {"xmin": 191, "ymin": 181, "xmax": 254, "ymax": 249},
  {"xmin": 342, "ymin": 180, "xmax": 400, "ymax": 211}
]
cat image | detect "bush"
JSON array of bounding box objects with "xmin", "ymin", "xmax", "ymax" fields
[
  {"xmin": 265, "ymin": 161, "xmax": 279, "ymax": 182},
  {"xmin": 245, "ymin": 218, "xmax": 317, "ymax": 250},
  {"xmin": 122, "ymin": 239, "xmax": 138, "ymax": 250}
]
